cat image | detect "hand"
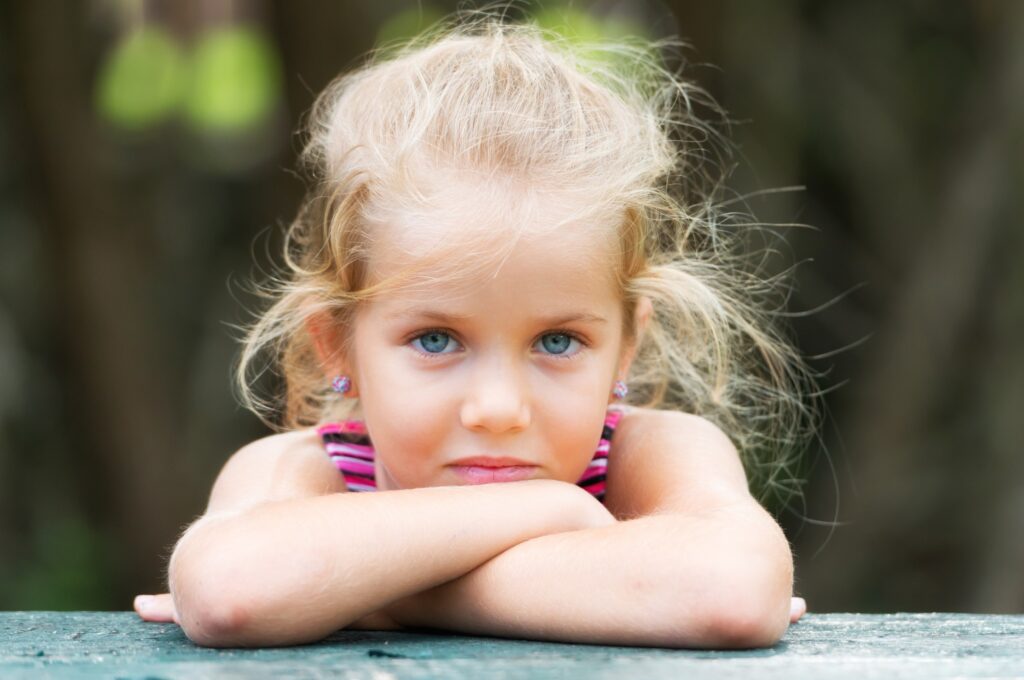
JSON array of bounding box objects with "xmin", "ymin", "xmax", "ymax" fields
[
  {"xmin": 515, "ymin": 478, "xmax": 618, "ymax": 533},
  {"xmin": 575, "ymin": 489, "xmax": 618, "ymax": 530},
  {"xmin": 133, "ymin": 593, "xmax": 178, "ymax": 624},
  {"xmin": 790, "ymin": 596, "xmax": 806, "ymax": 623}
]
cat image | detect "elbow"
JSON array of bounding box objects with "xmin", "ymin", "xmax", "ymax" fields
[
  {"xmin": 176, "ymin": 594, "xmax": 252, "ymax": 648},
  {"xmin": 168, "ymin": 524, "xmax": 257, "ymax": 647},
  {"xmin": 170, "ymin": 557, "xmax": 254, "ymax": 647},
  {"xmin": 168, "ymin": 518, "xmax": 344, "ymax": 648},
  {"xmin": 704, "ymin": 591, "xmax": 791, "ymax": 649},
  {"xmin": 664, "ymin": 534, "xmax": 794, "ymax": 648},
  {"xmin": 645, "ymin": 568, "xmax": 792, "ymax": 650},
  {"xmin": 705, "ymin": 506, "xmax": 796, "ymax": 649},
  {"xmin": 647, "ymin": 580, "xmax": 791, "ymax": 650},
  {"xmin": 702, "ymin": 551, "xmax": 794, "ymax": 649}
]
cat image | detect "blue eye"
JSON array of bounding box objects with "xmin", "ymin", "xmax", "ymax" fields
[
  {"xmin": 412, "ymin": 331, "xmax": 458, "ymax": 354},
  {"xmin": 536, "ymin": 332, "xmax": 580, "ymax": 356}
]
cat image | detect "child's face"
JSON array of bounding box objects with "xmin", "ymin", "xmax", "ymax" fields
[{"xmin": 344, "ymin": 183, "xmax": 638, "ymax": 491}]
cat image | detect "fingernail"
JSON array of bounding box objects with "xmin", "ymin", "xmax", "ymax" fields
[{"xmin": 135, "ymin": 595, "xmax": 153, "ymax": 610}]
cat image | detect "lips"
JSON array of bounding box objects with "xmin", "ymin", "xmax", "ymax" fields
[
  {"xmin": 450, "ymin": 456, "xmax": 535, "ymax": 467},
  {"xmin": 449, "ymin": 456, "xmax": 539, "ymax": 484}
]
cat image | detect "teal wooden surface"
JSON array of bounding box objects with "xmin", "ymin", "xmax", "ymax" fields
[{"xmin": 1, "ymin": 612, "xmax": 1023, "ymax": 678}]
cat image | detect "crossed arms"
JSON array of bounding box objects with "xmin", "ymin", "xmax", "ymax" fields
[{"xmin": 151, "ymin": 409, "xmax": 795, "ymax": 648}]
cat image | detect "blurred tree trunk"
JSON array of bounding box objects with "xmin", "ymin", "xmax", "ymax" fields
[
  {"xmin": 11, "ymin": 2, "xmax": 189, "ymax": 601},
  {"xmin": 792, "ymin": 2, "xmax": 1024, "ymax": 613}
]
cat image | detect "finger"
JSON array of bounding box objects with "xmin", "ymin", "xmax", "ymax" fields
[
  {"xmin": 134, "ymin": 594, "xmax": 178, "ymax": 623},
  {"xmin": 789, "ymin": 596, "xmax": 807, "ymax": 623}
]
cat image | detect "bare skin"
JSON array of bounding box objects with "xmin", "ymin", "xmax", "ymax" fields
[
  {"xmin": 134, "ymin": 407, "xmax": 809, "ymax": 644},
  {"xmin": 140, "ymin": 399, "xmax": 805, "ymax": 646}
]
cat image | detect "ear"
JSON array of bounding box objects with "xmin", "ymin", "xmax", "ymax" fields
[
  {"xmin": 616, "ymin": 295, "xmax": 653, "ymax": 382},
  {"xmin": 306, "ymin": 309, "xmax": 360, "ymax": 398}
]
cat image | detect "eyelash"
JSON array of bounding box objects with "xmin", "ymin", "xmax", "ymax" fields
[{"xmin": 407, "ymin": 328, "xmax": 589, "ymax": 361}]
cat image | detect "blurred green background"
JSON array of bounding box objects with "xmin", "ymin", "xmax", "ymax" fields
[{"xmin": 1, "ymin": 0, "xmax": 1021, "ymax": 614}]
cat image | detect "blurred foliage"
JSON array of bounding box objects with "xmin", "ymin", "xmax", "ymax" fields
[
  {"xmin": 183, "ymin": 27, "xmax": 282, "ymax": 133},
  {"xmin": 95, "ymin": 27, "xmax": 187, "ymax": 129},
  {"xmin": 532, "ymin": 4, "xmax": 645, "ymax": 44},
  {"xmin": 96, "ymin": 23, "xmax": 283, "ymax": 143},
  {"xmin": 533, "ymin": 5, "xmax": 654, "ymax": 77}
]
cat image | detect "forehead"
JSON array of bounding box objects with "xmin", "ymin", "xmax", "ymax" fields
[{"xmin": 362, "ymin": 171, "xmax": 622, "ymax": 301}]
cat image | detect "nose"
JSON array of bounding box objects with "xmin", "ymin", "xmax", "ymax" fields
[{"xmin": 460, "ymin": 354, "xmax": 531, "ymax": 433}]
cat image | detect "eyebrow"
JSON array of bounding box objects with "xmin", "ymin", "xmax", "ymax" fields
[{"xmin": 387, "ymin": 309, "xmax": 608, "ymax": 326}]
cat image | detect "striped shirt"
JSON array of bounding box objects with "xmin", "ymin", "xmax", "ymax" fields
[{"xmin": 316, "ymin": 407, "xmax": 625, "ymax": 503}]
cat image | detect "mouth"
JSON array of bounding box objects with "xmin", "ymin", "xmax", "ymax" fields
[
  {"xmin": 450, "ymin": 456, "xmax": 534, "ymax": 467},
  {"xmin": 448, "ymin": 456, "xmax": 539, "ymax": 484},
  {"xmin": 449, "ymin": 464, "xmax": 538, "ymax": 484}
]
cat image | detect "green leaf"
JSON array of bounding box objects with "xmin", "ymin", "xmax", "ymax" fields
[
  {"xmin": 95, "ymin": 27, "xmax": 186, "ymax": 130},
  {"xmin": 183, "ymin": 26, "xmax": 282, "ymax": 133}
]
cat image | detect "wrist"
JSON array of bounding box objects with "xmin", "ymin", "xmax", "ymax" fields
[
  {"xmin": 520, "ymin": 478, "xmax": 608, "ymax": 532},
  {"xmin": 556, "ymin": 481, "xmax": 617, "ymax": 530}
]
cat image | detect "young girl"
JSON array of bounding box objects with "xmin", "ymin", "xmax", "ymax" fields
[{"xmin": 134, "ymin": 15, "xmax": 813, "ymax": 648}]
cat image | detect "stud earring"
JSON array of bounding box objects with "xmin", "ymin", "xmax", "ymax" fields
[
  {"xmin": 331, "ymin": 375, "xmax": 352, "ymax": 395},
  {"xmin": 612, "ymin": 380, "xmax": 628, "ymax": 400}
]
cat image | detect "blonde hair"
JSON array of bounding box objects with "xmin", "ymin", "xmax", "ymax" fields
[{"xmin": 235, "ymin": 14, "xmax": 819, "ymax": 509}]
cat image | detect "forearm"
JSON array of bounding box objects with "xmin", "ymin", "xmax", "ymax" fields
[
  {"xmin": 388, "ymin": 505, "xmax": 794, "ymax": 649},
  {"xmin": 170, "ymin": 480, "xmax": 594, "ymax": 646}
]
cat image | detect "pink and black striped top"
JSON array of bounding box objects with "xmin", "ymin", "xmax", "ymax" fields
[{"xmin": 316, "ymin": 408, "xmax": 625, "ymax": 503}]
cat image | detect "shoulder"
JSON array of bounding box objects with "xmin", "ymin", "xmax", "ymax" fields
[
  {"xmin": 605, "ymin": 406, "xmax": 752, "ymax": 518},
  {"xmin": 612, "ymin": 407, "xmax": 743, "ymax": 475},
  {"xmin": 222, "ymin": 428, "xmax": 334, "ymax": 473},
  {"xmin": 205, "ymin": 427, "xmax": 349, "ymax": 517}
]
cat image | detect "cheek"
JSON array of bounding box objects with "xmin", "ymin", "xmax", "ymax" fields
[
  {"xmin": 532, "ymin": 368, "xmax": 614, "ymax": 475},
  {"xmin": 361, "ymin": 383, "xmax": 446, "ymax": 453},
  {"xmin": 357, "ymin": 354, "xmax": 455, "ymax": 483},
  {"xmin": 357, "ymin": 342, "xmax": 441, "ymax": 411},
  {"xmin": 362, "ymin": 405, "xmax": 441, "ymax": 488},
  {"xmin": 543, "ymin": 410, "xmax": 607, "ymax": 483},
  {"xmin": 535, "ymin": 354, "xmax": 616, "ymax": 410},
  {"xmin": 363, "ymin": 359, "xmax": 459, "ymax": 431}
]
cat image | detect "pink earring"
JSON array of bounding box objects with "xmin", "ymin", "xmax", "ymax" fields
[
  {"xmin": 613, "ymin": 380, "xmax": 628, "ymax": 400},
  {"xmin": 331, "ymin": 375, "xmax": 352, "ymax": 395}
]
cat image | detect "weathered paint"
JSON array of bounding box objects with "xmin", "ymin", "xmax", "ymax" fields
[{"xmin": 1, "ymin": 612, "xmax": 1022, "ymax": 678}]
